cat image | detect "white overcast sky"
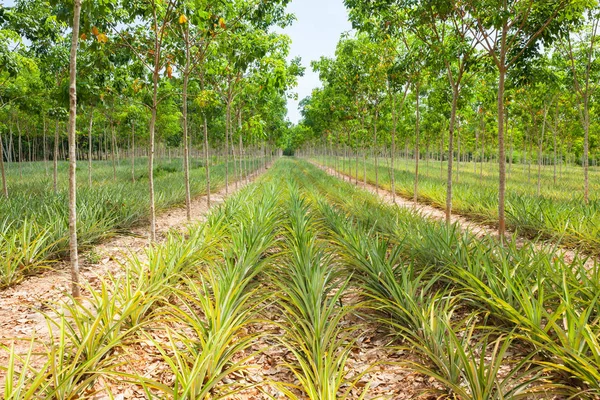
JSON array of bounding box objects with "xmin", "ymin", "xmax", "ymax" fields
[
  {"xmin": 1, "ymin": 0, "xmax": 351, "ymax": 124},
  {"xmin": 279, "ymin": 0, "xmax": 352, "ymax": 123}
]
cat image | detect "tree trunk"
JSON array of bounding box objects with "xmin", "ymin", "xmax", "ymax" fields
[
  {"xmin": 17, "ymin": 118, "xmax": 22, "ymax": 179},
  {"xmin": 355, "ymin": 128, "xmax": 360, "ymax": 185},
  {"xmin": 0, "ymin": 133, "xmax": 7, "ymax": 198},
  {"xmin": 231, "ymin": 126, "xmax": 238, "ymax": 189},
  {"xmin": 446, "ymin": 85, "xmax": 458, "ymax": 225},
  {"xmin": 203, "ymin": 115, "xmax": 211, "ymax": 207},
  {"xmin": 131, "ymin": 121, "xmax": 136, "ymax": 183},
  {"xmin": 474, "ymin": 113, "xmax": 479, "ymax": 175},
  {"xmin": 148, "ymin": 33, "xmax": 160, "ymax": 241},
  {"xmin": 111, "ymin": 121, "xmax": 116, "ymax": 181},
  {"xmin": 583, "ymin": 94, "xmax": 590, "ymax": 204},
  {"xmin": 497, "ymin": 40, "xmax": 508, "ymax": 237},
  {"xmin": 225, "ymin": 98, "xmax": 231, "ymax": 195},
  {"xmin": 553, "ymin": 103, "xmax": 558, "ymax": 185},
  {"xmin": 182, "ymin": 43, "xmax": 192, "ymax": 221},
  {"xmin": 374, "ymin": 110, "xmax": 379, "ymax": 194},
  {"xmin": 537, "ymin": 106, "xmax": 548, "ymax": 197},
  {"xmin": 414, "ymin": 80, "xmax": 420, "ymax": 205},
  {"xmin": 68, "ymin": 0, "xmax": 82, "ymax": 298},
  {"xmin": 54, "ymin": 121, "xmax": 59, "ymax": 194},
  {"xmin": 391, "ymin": 103, "xmax": 396, "ymax": 201},
  {"xmin": 456, "ymin": 131, "xmax": 461, "ymax": 183},
  {"xmin": 88, "ymin": 108, "xmax": 93, "ymax": 186},
  {"xmin": 363, "ymin": 149, "xmax": 367, "ymax": 187},
  {"xmin": 43, "ymin": 117, "xmax": 49, "ymax": 176}
]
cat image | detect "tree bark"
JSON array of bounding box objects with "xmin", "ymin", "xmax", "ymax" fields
[
  {"xmin": 225, "ymin": 97, "xmax": 231, "ymax": 195},
  {"xmin": 43, "ymin": 116, "xmax": 48, "ymax": 176},
  {"xmin": 88, "ymin": 108, "xmax": 93, "ymax": 186},
  {"xmin": 537, "ymin": 106, "xmax": 548, "ymax": 197},
  {"xmin": 148, "ymin": 41, "xmax": 159, "ymax": 242},
  {"xmin": 583, "ymin": 92, "xmax": 590, "ymax": 203},
  {"xmin": 110, "ymin": 120, "xmax": 116, "ymax": 181},
  {"xmin": 553, "ymin": 102, "xmax": 559, "ymax": 185},
  {"xmin": 373, "ymin": 110, "xmax": 379, "ymax": 194},
  {"xmin": 390, "ymin": 101, "xmax": 398, "ymax": 199},
  {"xmin": 446, "ymin": 85, "xmax": 458, "ymax": 225},
  {"xmin": 182, "ymin": 27, "xmax": 192, "ymax": 221},
  {"xmin": 68, "ymin": 0, "xmax": 82, "ymax": 298},
  {"xmin": 497, "ymin": 44, "xmax": 507, "ymax": 238},
  {"xmin": 413, "ymin": 80, "xmax": 420, "ymax": 205},
  {"xmin": 203, "ymin": 115, "xmax": 211, "ymax": 207},
  {"xmin": 17, "ymin": 117, "xmax": 22, "ymax": 179},
  {"xmin": 54, "ymin": 121, "xmax": 59, "ymax": 194},
  {"xmin": 0, "ymin": 133, "xmax": 7, "ymax": 198},
  {"xmin": 131, "ymin": 121, "xmax": 136, "ymax": 183}
]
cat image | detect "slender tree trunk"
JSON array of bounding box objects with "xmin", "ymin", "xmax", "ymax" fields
[
  {"xmin": 474, "ymin": 113, "xmax": 479, "ymax": 175},
  {"xmin": 446, "ymin": 85, "xmax": 459, "ymax": 225},
  {"xmin": 239, "ymin": 126, "xmax": 244, "ymax": 183},
  {"xmin": 54, "ymin": 121, "xmax": 59, "ymax": 194},
  {"xmin": 231, "ymin": 127, "xmax": 238, "ymax": 188},
  {"xmin": 390, "ymin": 103, "xmax": 396, "ymax": 200},
  {"xmin": 225, "ymin": 97, "xmax": 231, "ymax": 195},
  {"xmin": 148, "ymin": 40, "xmax": 160, "ymax": 241},
  {"xmin": 414, "ymin": 80, "xmax": 420, "ymax": 205},
  {"xmin": 131, "ymin": 121, "xmax": 135, "ymax": 183},
  {"xmin": 355, "ymin": 127, "xmax": 360, "ymax": 185},
  {"xmin": 43, "ymin": 117, "xmax": 48, "ymax": 176},
  {"xmin": 182, "ymin": 59, "xmax": 192, "ymax": 221},
  {"xmin": 456, "ymin": 131, "xmax": 461, "ymax": 183},
  {"xmin": 553, "ymin": 103, "xmax": 558, "ymax": 185},
  {"xmin": 497, "ymin": 40, "xmax": 508, "ymax": 237},
  {"xmin": 198, "ymin": 115, "xmax": 208, "ymax": 208},
  {"xmin": 440, "ymin": 126, "xmax": 444, "ymax": 180},
  {"xmin": 537, "ymin": 106, "xmax": 548, "ymax": 196},
  {"xmin": 111, "ymin": 121, "xmax": 116, "ymax": 181},
  {"xmin": 17, "ymin": 118, "xmax": 22, "ymax": 179},
  {"xmin": 67, "ymin": 0, "xmax": 82, "ymax": 298},
  {"xmin": 363, "ymin": 149, "xmax": 367, "ymax": 187},
  {"xmin": 583, "ymin": 95, "xmax": 590, "ymax": 203},
  {"xmin": 88, "ymin": 108, "xmax": 93, "ymax": 186},
  {"xmin": 405, "ymin": 139, "xmax": 409, "ymax": 171},
  {"xmin": 0, "ymin": 133, "xmax": 7, "ymax": 198},
  {"xmin": 374, "ymin": 110, "xmax": 379, "ymax": 194}
]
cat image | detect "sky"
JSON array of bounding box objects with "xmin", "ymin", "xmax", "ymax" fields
[{"xmin": 279, "ymin": 0, "xmax": 352, "ymax": 124}]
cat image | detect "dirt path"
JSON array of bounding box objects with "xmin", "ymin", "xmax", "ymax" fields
[
  {"xmin": 313, "ymin": 162, "xmax": 596, "ymax": 267},
  {"xmin": 0, "ymin": 168, "xmax": 267, "ymax": 369}
]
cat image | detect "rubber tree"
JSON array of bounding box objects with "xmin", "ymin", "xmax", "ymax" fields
[
  {"xmin": 462, "ymin": 0, "xmax": 593, "ymax": 237},
  {"xmin": 561, "ymin": 10, "xmax": 600, "ymax": 204},
  {"xmin": 111, "ymin": 0, "xmax": 179, "ymax": 241},
  {"xmin": 174, "ymin": 1, "xmax": 231, "ymax": 219}
]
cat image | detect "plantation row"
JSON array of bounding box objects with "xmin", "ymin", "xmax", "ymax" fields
[
  {"xmin": 0, "ymin": 156, "xmax": 268, "ymax": 288},
  {"xmin": 306, "ymin": 153, "xmax": 600, "ymax": 255},
  {"xmin": 3, "ymin": 158, "xmax": 599, "ymax": 398}
]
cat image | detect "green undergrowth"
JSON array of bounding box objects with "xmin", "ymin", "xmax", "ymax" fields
[
  {"xmin": 314, "ymin": 156, "xmax": 600, "ymax": 256},
  {"xmin": 3, "ymin": 157, "xmax": 600, "ymax": 399},
  {"xmin": 0, "ymin": 157, "xmax": 266, "ymax": 288}
]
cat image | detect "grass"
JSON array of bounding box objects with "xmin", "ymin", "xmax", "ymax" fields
[
  {"xmin": 3, "ymin": 157, "xmax": 600, "ymax": 399},
  {"xmin": 313, "ymin": 155, "xmax": 600, "ymax": 255},
  {"xmin": 0, "ymin": 156, "xmax": 266, "ymax": 288}
]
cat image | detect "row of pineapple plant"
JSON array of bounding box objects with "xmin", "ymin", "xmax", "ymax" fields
[{"xmin": 3, "ymin": 158, "xmax": 599, "ymax": 399}]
